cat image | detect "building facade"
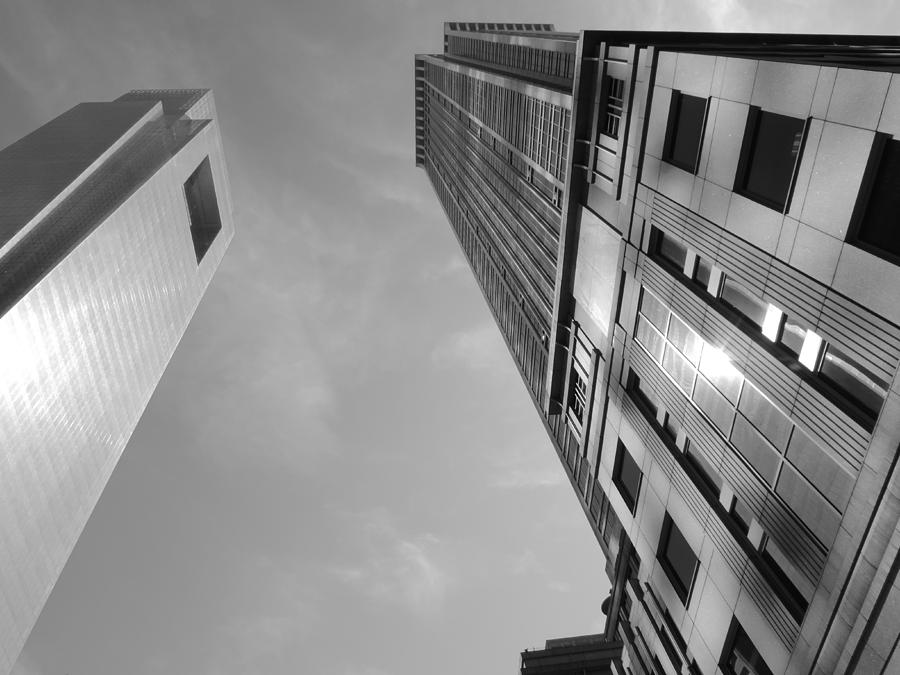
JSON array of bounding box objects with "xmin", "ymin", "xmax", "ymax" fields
[
  {"xmin": 416, "ymin": 24, "xmax": 900, "ymax": 675},
  {"xmin": 0, "ymin": 89, "xmax": 233, "ymax": 673}
]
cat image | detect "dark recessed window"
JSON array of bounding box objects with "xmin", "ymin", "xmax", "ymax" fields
[
  {"xmin": 720, "ymin": 618, "xmax": 775, "ymax": 675},
  {"xmin": 183, "ymin": 157, "xmax": 222, "ymax": 263},
  {"xmin": 602, "ymin": 76, "xmax": 626, "ymax": 139},
  {"xmin": 819, "ymin": 344, "xmax": 887, "ymax": 420},
  {"xmin": 734, "ymin": 108, "xmax": 806, "ymax": 212},
  {"xmin": 613, "ymin": 441, "xmax": 642, "ymax": 514},
  {"xmin": 685, "ymin": 445, "xmax": 723, "ymax": 496},
  {"xmin": 663, "ymin": 91, "xmax": 708, "ymax": 173},
  {"xmin": 729, "ymin": 496, "xmax": 753, "ymax": 536},
  {"xmin": 851, "ymin": 136, "xmax": 900, "ymax": 262},
  {"xmin": 720, "ymin": 279, "xmax": 767, "ymax": 330},
  {"xmin": 658, "ymin": 514, "xmax": 699, "ymax": 604},
  {"xmin": 658, "ymin": 231, "xmax": 689, "ymax": 271}
]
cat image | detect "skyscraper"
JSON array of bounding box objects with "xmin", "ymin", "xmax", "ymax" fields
[
  {"xmin": 417, "ymin": 24, "xmax": 900, "ymax": 674},
  {"xmin": 0, "ymin": 89, "xmax": 233, "ymax": 674}
]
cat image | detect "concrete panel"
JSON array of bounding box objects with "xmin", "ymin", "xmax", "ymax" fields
[
  {"xmin": 656, "ymin": 50, "xmax": 677, "ymax": 88},
  {"xmin": 789, "ymin": 223, "xmax": 842, "ymax": 285},
  {"xmin": 693, "ymin": 573, "xmax": 732, "ymax": 660},
  {"xmin": 800, "ymin": 123, "xmax": 874, "ymax": 239},
  {"xmin": 673, "ymin": 52, "xmax": 717, "ymax": 98},
  {"xmin": 704, "ymin": 100, "xmax": 749, "ymax": 190},
  {"xmin": 645, "ymin": 86, "xmax": 672, "ymax": 159},
  {"xmin": 642, "ymin": 154, "xmax": 661, "ymax": 189},
  {"xmin": 698, "ymin": 180, "xmax": 731, "ymax": 227},
  {"xmin": 711, "ymin": 56, "xmax": 727, "ymax": 99},
  {"xmin": 832, "ymin": 243, "xmax": 900, "ymax": 325},
  {"xmin": 877, "ymin": 73, "xmax": 900, "ymax": 137},
  {"xmin": 827, "ymin": 68, "xmax": 891, "ymax": 129},
  {"xmin": 725, "ymin": 193, "xmax": 783, "ymax": 254},
  {"xmin": 776, "ymin": 216, "xmax": 800, "ymax": 263},
  {"xmin": 658, "ymin": 161, "xmax": 694, "ymax": 207},
  {"xmin": 751, "ymin": 60, "xmax": 819, "ymax": 118},
  {"xmin": 787, "ymin": 118, "xmax": 824, "ymax": 221},
  {"xmin": 736, "ymin": 589, "xmax": 791, "ymax": 673},
  {"xmin": 720, "ymin": 57, "xmax": 758, "ymax": 104},
  {"xmin": 811, "ymin": 67, "xmax": 837, "ymax": 119}
]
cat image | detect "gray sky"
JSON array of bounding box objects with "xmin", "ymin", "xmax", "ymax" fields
[{"xmin": 1, "ymin": 1, "xmax": 897, "ymax": 674}]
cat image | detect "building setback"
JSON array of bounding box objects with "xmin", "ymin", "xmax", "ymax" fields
[
  {"xmin": 416, "ymin": 23, "xmax": 900, "ymax": 675},
  {"xmin": 0, "ymin": 89, "xmax": 233, "ymax": 674}
]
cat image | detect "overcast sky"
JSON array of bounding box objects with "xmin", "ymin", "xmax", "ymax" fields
[{"xmin": 0, "ymin": 1, "xmax": 897, "ymax": 674}]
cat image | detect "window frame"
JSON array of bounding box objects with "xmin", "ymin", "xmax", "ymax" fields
[
  {"xmin": 847, "ymin": 132, "xmax": 900, "ymax": 265},
  {"xmin": 662, "ymin": 90, "xmax": 709, "ymax": 174},
  {"xmin": 719, "ymin": 617, "xmax": 775, "ymax": 675},
  {"xmin": 613, "ymin": 440, "xmax": 642, "ymax": 514},
  {"xmin": 657, "ymin": 513, "xmax": 699, "ymax": 605},
  {"xmin": 733, "ymin": 106, "xmax": 808, "ymax": 212}
]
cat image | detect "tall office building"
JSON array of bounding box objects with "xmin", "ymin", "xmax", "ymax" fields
[
  {"xmin": 416, "ymin": 24, "xmax": 900, "ymax": 675},
  {"xmin": 0, "ymin": 89, "xmax": 233, "ymax": 673}
]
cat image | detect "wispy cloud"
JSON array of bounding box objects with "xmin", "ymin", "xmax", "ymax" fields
[
  {"xmin": 332, "ymin": 508, "xmax": 451, "ymax": 615},
  {"xmin": 430, "ymin": 322, "xmax": 508, "ymax": 372}
]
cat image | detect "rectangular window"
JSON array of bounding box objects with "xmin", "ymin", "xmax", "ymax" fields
[
  {"xmin": 668, "ymin": 315, "xmax": 702, "ymax": 366},
  {"xmin": 613, "ymin": 441, "xmax": 642, "ymax": 514},
  {"xmin": 640, "ymin": 288, "xmax": 670, "ymax": 334},
  {"xmin": 761, "ymin": 538, "xmax": 811, "ymax": 623},
  {"xmin": 720, "ymin": 618, "xmax": 775, "ymax": 675},
  {"xmin": 850, "ymin": 136, "xmax": 900, "ymax": 262},
  {"xmin": 602, "ymin": 76, "xmax": 626, "ymax": 139},
  {"xmin": 729, "ymin": 496, "xmax": 753, "ymax": 536},
  {"xmin": 698, "ymin": 344, "xmax": 743, "ymax": 405},
  {"xmin": 776, "ymin": 463, "xmax": 841, "ymax": 546},
  {"xmin": 568, "ymin": 368, "xmax": 588, "ymax": 424},
  {"xmin": 819, "ymin": 344, "xmax": 887, "ymax": 420},
  {"xmin": 692, "ymin": 376, "xmax": 735, "ymax": 435},
  {"xmin": 657, "ymin": 230, "xmax": 688, "ymax": 271},
  {"xmin": 730, "ymin": 414, "xmax": 780, "ymax": 485},
  {"xmin": 663, "ymin": 344, "xmax": 696, "ymax": 394},
  {"xmin": 636, "ymin": 315, "xmax": 665, "ymax": 363},
  {"xmin": 633, "ymin": 375, "xmax": 661, "ymax": 419},
  {"xmin": 685, "ymin": 445, "xmax": 723, "ymax": 496},
  {"xmin": 663, "ymin": 91, "xmax": 708, "ymax": 173},
  {"xmin": 733, "ymin": 108, "xmax": 805, "ymax": 212},
  {"xmin": 183, "ymin": 157, "xmax": 223, "ymax": 263},
  {"xmin": 780, "ymin": 319, "xmax": 805, "ymax": 356},
  {"xmin": 658, "ymin": 514, "xmax": 699, "ymax": 605},
  {"xmin": 786, "ymin": 428, "xmax": 853, "ymax": 511},
  {"xmin": 720, "ymin": 279, "xmax": 767, "ymax": 330},
  {"xmin": 694, "ymin": 257, "xmax": 712, "ymax": 289},
  {"xmin": 737, "ymin": 384, "xmax": 792, "ymax": 451}
]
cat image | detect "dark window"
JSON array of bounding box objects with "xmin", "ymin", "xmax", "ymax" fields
[
  {"xmin": 694, "ymin": 257, "xmax": 712, "ymax": 289},
  {"xmin": 685, "ymin": 445, "xmax": 723, "ymax": 496},
  {"xmin": 183, "ymin": 157, "xmax": 222, "ymax": 263},
  {"xmin": 729, "ymin": 496, "xmax": 753, "ymax": 536},
  {"xmin": 658, "ymin": 231, "xmax": 689, "ymax": 271},
  {"xmin": 613, "ymin": 441, "xmax": 642, "ymax": 514},
  {"xmin": 658, "ymin": 514, "xmax": 699, "ymax": 604},
  {"xmin": 568, "ymin": 368, "xmax": 588, "ymax": 424},
  {"xmin": 663, "ymin": 91, "xmax": 708, "ymax": 173},
  {"xmin": 819, "ymin": 344, "xmax": 887, "ymax": 419},
  {"xmin": 663, "ymin": 412, "xmax": 681, "ymax": 442},
  {"xmin": 632, "ymin": 374, "xmax": 661, "ymax": 419},
  {"xmin": 761, "ymin": 539, "xmax": 810, "ymax": 623},
  {"xmin": 602, "ymin": 76, "xmax": 626, "ymax": 139},
  {"xmin": 720, "ymin": 618, "xmax": 775, "ymax": 675},
  {"xmin": 734, "ymin": 108, "xmax": 805, "ymax": 212},
  {"xmin": 721, "ymin": 279, "xmax": 767, "ymax": 330},
  {"xmin": 851, "ymin": 136, "xmax": 900, "ymax": 262}
]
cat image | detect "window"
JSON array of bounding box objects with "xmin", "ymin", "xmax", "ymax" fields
[
  {"xmin": 692, "ymin": 376, "xmax": 734, "ymax": 435},
  {"xmin": 786, "ymin": 428, "xmax": 853, "ymax": 511},
  {"xmin": 668, "ymin": 315, "xmax": 702, "ymax": 366},
  {"xmin": 568, "ymin": 368, "xmax": 588, "ymax": 424},
  {"xmin": 850, "ymin": 136, "xmax": 900, "ymax": 262},
  {"xmin": 731, "ymin": 415, "xmax": 780, "ymax": 485},
  {"xmin": 663, "ymin": 344, "xmax": 696, "ymax": 394},
  {"xmin": 640, "ymin": 289, "xmax": 670, "ymax": 333},
  {"xmin": 698, "ymin": 344, "xmax": 743, "ymax": 405},
  {"xmin": 613, "ymin": 441, "xmax": 642, "ymax": 514},
  {"xmin": 721, "ymin": 279, "xmax": 767, "ymax": 330},
  {"xmin": 734, "ymin": 108, "xmax": 806, "ymax": 212},
  {"xmin": 658, "ymin": 514, "xmax": 699, "ymax": 604},
  {"xmin": 685, "ymin": 446, "xmax": 723, "ymax": 496},
  {"xmin": 738, "ymin": 384, "xmax": 791, "ymax": 451},
  {"xmin": 776, "ymin": 463, "xmax": 841, "ymax": 546},
  {"xmin": 663, "ymin": 91, "xmax": 708, "ymax": 173},
  {"xmin": 183, "ymin": 157, "xmax": 223, "ymax": 263},
  {"xmin": 720, "ymin": 618, "xmax": 775, "ymax": 675},
  {"xmin": 636, "ymin": 315, "xmax": 665, "ymax": 363},
  {"xmin": 819, "ymin": 343, "xmax": 887, "ymax": 420},
  {"xmin": 729, "ymin": 496, "xmax": 753, "ymax": 536},
  {"xmin": 658, "ymin": 231, "xmax": 689, "ymax": 270},
  {"xmin": 602, "ymin": 76, "xmax": 626, "ymax": 138},
  {"xmin": 761, "ymin": 538, "xmax": 811, "ymax": 623}
]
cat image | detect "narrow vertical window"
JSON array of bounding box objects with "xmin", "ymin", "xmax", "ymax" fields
[{"xmin": 183, "ymin": 157, "xmax": 222, "ymax": 263}]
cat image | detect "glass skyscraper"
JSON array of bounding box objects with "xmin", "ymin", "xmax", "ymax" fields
[{"xmin": 0, "ymin": 89, "xmax": 233, "ymax": 673}]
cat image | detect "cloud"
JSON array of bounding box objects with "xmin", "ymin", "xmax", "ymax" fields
[
  {"xmin": 331, "ymin": 509, "xmax": 451, "ymax": 615},
  {"xmin": 430, "ymin": 322, "xmax": 508, "ymax": 372},
  {"xmin": 488, "ymin": 446, "xmax": 565, "ymax": 490}
]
